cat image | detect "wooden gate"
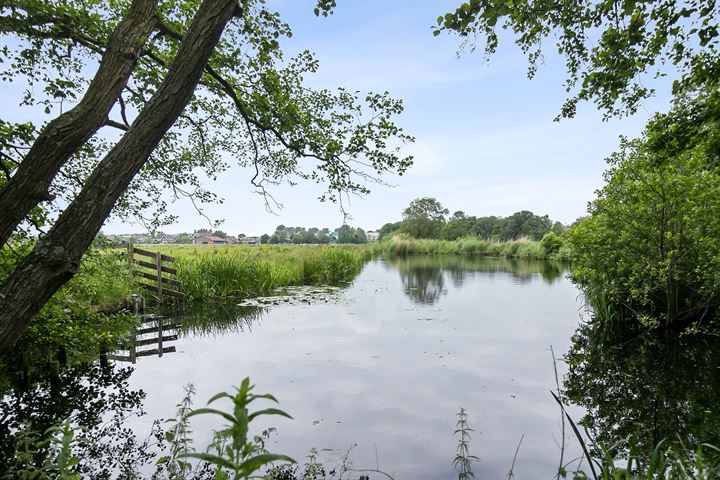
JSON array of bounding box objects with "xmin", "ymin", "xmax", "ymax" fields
[
  {"xmin": 109, "ymin": 315, "xmax": 178, "ymax": 363},
  {"xmin": 127, "ymin": 243, "xmax": 185, "ymax": 304}
]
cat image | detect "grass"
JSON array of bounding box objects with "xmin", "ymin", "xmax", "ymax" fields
[
  {"xmin": 140, "ymin": 244, "xmax": 367, "ymax": 301},
  {"xmin": 368, "ymin": 235, "xmax": 570, "ymax": 261}
]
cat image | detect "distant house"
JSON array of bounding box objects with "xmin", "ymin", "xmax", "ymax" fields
[
  {"xmin": 193, "ymin": 234, "xmax": 232, "ymax": 245},
  {"xmin": 239, "ymin": 236, "xmax": 260, "ymax": 245},
  {"xmin": 366, "ymin": 231, "xmax": 380, "ymax": 242}
]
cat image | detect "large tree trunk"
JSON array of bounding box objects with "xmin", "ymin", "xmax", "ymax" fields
[
  {"xmin": 0, "ymin": 0, "xmax": 158, "ymax": 248},
  {"xmin": 0, "ymin": 0, "xmax": 238, "ymax": 352}
]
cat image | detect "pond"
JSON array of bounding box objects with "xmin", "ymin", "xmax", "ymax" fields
[{"xmin": 123, "ymin": 256, "xmax": 586, "ymax": 479}]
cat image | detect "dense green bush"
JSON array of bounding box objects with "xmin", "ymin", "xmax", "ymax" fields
[
  {"xmin": 567, "ymin": 90, "xmax": 720, "ymax": 330},
  {"xmin": 540, "ymin": 232, "xmax": 563, "ymax": 256}
]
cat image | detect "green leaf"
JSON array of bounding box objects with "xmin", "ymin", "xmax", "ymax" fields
[
  {"xmin": 248, "ymin": 408, "xmax": 293, "ymax": 421},
  {"xmin": 239, "ymin": 453, "xmax": 295, "ymax": 476},
  {"xmin": 185, "ymin": 407, "xmax": 236, "ymax": 424}
]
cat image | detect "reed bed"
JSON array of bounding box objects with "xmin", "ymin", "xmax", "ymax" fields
[
  {"xmin": 368, "ymin": 236, "xmax": 569, "ymax": 261},
  {"xmin": 145, "ymin": 245, "xmax": 366, "ymax": 300}
]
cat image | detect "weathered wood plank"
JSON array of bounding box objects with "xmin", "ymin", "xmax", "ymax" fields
[
  {"xmin": 132, "ymin": 247, "xmax": 175, "ymax": 262},
  {"xmin": 132, "ymin": 247, "xmax": 158, "ymax": 259},
  {"xmin": 107, "ymin": 355, "xmax": 132, "ymax": 362},
  {"xmin": 136, "ymin": 260, "xmax": 177, "ymax": 275},
  {"xmin": 137, "ymin": 324, "xmax": 178, "ymax": 335},
  {"xmin": 138, "ymin": 271, "xmax": 181, "ymax": 287},
  {"xmin": 136, "ymin": 346, "xmax": 176, "ymax": 357},
  {"xmin": 135, "ymin": 335, "xmax": 178, "ymax": 347}
]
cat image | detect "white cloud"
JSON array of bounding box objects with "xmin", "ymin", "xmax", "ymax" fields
[{"xmin": 402, "ymin": 141, "xmax": 447, "ymax": 175}]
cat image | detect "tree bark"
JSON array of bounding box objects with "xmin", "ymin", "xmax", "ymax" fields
[
  {"xmin": 0, "ymin": 0, "xmax": 158, "ymax": 248},
  {"xmin": 0, "ymin": 0, "xmax": 238, "ymax": 352}
]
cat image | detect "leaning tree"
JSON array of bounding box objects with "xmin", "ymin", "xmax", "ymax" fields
[{"xmin": 0, "ymin": 0, "xmax": 413, "ymax": 350}]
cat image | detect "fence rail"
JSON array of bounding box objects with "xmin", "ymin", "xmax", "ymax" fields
[
  {"xmin": 128, "ymin": 243, "xmax": 184, "ymax": 304},
  {"xmin": 108, "ymin": 315, "xmax": 178, "ymax": 363}
]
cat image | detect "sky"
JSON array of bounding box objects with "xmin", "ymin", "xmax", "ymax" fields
[{"xmin": 15, "ymin": 1, "xmax": 676, "ymax": 237}]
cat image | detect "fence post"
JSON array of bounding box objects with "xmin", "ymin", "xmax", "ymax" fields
[
  {"xmin": 157, "ymin": 316, "xmax": 164, "ymax": 357},
  {"xmin": 155, "ymin": 251, "xmax": 163, "ymax": 305}
]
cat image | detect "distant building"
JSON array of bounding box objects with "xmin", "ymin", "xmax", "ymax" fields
[
  {"xmin": 366, "ymin": 231, "xmax": 380, "ymax": 242},
  {"xmin": 193, "ymin": 234, "xmax": 232, "ymax": 245}
]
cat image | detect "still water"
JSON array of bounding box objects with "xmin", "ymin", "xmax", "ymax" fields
[{"xmin": 125, "ymin": 256, "xmax": 585, "ymax": 479}]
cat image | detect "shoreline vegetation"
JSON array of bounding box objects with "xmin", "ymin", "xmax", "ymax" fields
[
  {"xmin": 115, "ymin": 237, "xmax": 567, "ymax": 303},
  {"xmin": 367, "ymin": 234, "xmax": 569, "ymax": 262}
]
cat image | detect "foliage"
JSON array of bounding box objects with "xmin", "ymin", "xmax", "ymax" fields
[
  {"xmin": 401, "ymin": 197, "xmax": 449, "ymax": 239},
  {"xmin": 370, "ymin": 236, "xmax": 569, "ymax": 262},
  {"xmin": 168, "ymin": 245, "xmax": 365, "ymax": 300},
  {"xmin": 454, "ymin": 408, "xmax": 479, "ymax": 479},
  {"xmin": 0, "ymin": 242, "xmax": 136, "ymax": 369},
  {"xmin": 0, "ymin": 0, "xmax": 414, "ymax": 351},
  {"xmin": 0, "ymin": 363, "xmax": 156, "ymax": 477},
  {"xmin": 268, "ymin": 226, "xmax": 333, "ymax": 245},
  {"xmin": 393, "ymin": 199, "xmax": 562, "ymax": 242},
  {"xmin": 179, "ymin": 377, "xmax": 294, "ymax": 480},
  {"xmin": 540, "ymin": 232, "xmax": 563, "ymax": 256},
  {"xmin": 155, "ymin": 384, "xmax": 209, "ymax": 479},
  {"xmin": 435, "ymin": 0, "xmax": 720, "ymax": 119},
  {"xmin": 336, "ymin": 225, "xmax": 367, "ymax": 244},
  {"xmin": 377, "ymin": 221, "xmax": 403, "ymax": 240},
  {"xmin": 0, "ymin": 0, "xmax": 414, "ymax": 231},
  {"xmin": 555, "ymin": 389, "xmax": 720, "ymax": 479},
  {"xmin": 566, "ymin": 89, "xmax": 720, "ymax": 329},
  {"xmin": 9, "ymin": 419, "xmax": 83, "ymax": 480},
  {"xmin": 564, "ymin": 322, "xmax": 720, "ymax": 462},
  {"xmin": 388, "ymin": 254, "xmax": 564, "ymax": 304}
]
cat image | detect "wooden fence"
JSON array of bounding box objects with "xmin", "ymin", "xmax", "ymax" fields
[
  {"xmin": 127, "ymin": 243, "xmax": 184, "ymax": 304},
  {"xmin": 109, "ymin": 315, "xmax": 178, "ymax": 363}
]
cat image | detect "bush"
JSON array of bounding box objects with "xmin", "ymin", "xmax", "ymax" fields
[
  {"xmin": 540, "ymin": 232, "xmax": 563, "ymax": 256},
  {"xmin": 567, "ymin": 92, "xmax": 720, "ymax": 329}
]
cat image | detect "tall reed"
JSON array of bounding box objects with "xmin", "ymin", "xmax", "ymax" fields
[{"xmin": 171, "ymin": 246, "xmax": 364, "ymax": 300}]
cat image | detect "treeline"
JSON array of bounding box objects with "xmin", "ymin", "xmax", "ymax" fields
[
  {"xmin": 378, "ymin": 197, "xmax": 566, "ymax": 241},
  {"xmin": 260, "ymin": 225, "xmax": 367, "ymax": 245}
]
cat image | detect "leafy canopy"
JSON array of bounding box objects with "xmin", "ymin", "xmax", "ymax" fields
[
  {"xmin": 567, "ymin": 86, "xmax": 720, "ymax": 328},
  {"xmin": 0, "ymin": 0, "xmax": 413, "ymax": 233},
  {"xmin": 402, "ymin": 197, "xmax": 449, "ymax": 239},
  {"xmin": 435, "ymin": 0, "xmax": 720, "ymax": 119}
]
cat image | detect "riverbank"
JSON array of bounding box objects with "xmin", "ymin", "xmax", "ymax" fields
[
  {"xmin": 368, "ymin": 235, "xmax": 570, "ymax": 261},
  {"xmin": 143, "ymin": 244, "xmax": 367, "ymax": 301}
]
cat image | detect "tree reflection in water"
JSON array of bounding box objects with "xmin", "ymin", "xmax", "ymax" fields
[
  {"xmin": 564, "ymin": 323, "xmax": 720, "ymax": 456},
  {"xmin": 392, "ymin": 255, "xmax": 565, "ymax": 305},
  {"xmin": 0, "ymin": 362, "xmax": 158, "ymax": 476}
]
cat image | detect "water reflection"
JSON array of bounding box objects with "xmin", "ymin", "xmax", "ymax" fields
[
  {"xmin": 563, "ymin": 323, "xmax": 720, "ymax": 455},
  {"xmin": 392, "ymin": 255, "xmax": 565, "ymax": 305},
  {"xmin": 0, "ymin": 363, "xmax": 152, "ymax": 475},
  {"xmin": 177, "ymin": 301, "xmax": 265, "ymax": 337}
]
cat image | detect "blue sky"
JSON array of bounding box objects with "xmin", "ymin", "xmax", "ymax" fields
[{"xmin": 98, "ymin": 1, "xmax": 671, "ymax": 236}]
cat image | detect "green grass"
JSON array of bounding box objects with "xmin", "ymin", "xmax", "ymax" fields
[
  {"xmin": 368, "ymin": 235, "xmax": 569, "ymax": 261},
  {"xmin": 141, "ymin": 244, "xmax": 366, "ymax": 301}
]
